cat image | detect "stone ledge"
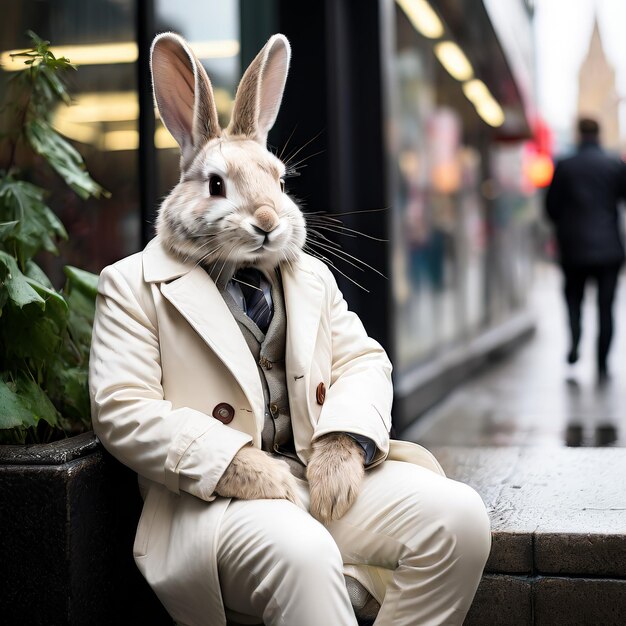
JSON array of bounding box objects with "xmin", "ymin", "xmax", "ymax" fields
[{"xmin": 431, "ymin": 446, "xmax": 626, "ymax": 579}]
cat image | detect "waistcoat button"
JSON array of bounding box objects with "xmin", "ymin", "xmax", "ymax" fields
[
  {"xmin": 269, "ymin": 403, "xmax": 278, "ymax": 416},
  {"xmin": 212, "ymin": 403, "xmax": 235, "ymax": 424}
]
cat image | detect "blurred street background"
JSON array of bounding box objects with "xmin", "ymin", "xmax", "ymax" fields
[
  {"xmin": 2, "ymin": 0, "xmax": 625, "ymax": 448},
  {"xmin": 406, "ymin": 262, "xmax": 626, "ymax": 447}
]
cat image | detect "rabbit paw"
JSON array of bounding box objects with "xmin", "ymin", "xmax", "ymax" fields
[
  {"xmin": 306, "ymin": 433, "xmax": 365, "ymax": 524},
  {"xmin": 215, "ymin": 445, "xmax": 301, "ymax": 505}
]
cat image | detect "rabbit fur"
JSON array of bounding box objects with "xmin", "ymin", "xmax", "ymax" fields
[{"xmin": 150, "ymin": 32, "xmax": 365, "ymax": 523}]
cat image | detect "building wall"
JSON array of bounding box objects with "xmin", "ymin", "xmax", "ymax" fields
[{"xmin": 577, "ymin": 20, "xmax": 620, "ymax": 151}]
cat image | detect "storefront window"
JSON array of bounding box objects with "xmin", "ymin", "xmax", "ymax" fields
[
  {"xmin": 0, "ymin": 0, "xmax": 139, "ymax": 285},
  {"xmin": 389, "ymin": 1, "xmax": 534, "ymax": 374},
  {"xmin": 487, "ymin": 142, "xmax": 535, "ymax": 321},
  {"xmin": 390, "ymin": 3, "xmax": 489, "ymax": 371}
]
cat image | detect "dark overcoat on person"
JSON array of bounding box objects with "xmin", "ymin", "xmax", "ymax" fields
[{"xmin": 545, "ymin": 141, "xmax": 626, "ymax": 267}]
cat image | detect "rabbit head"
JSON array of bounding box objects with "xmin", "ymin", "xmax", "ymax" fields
[{"xmin": 150, "ymin": 32, "xmax": 306, "ymax": 274}]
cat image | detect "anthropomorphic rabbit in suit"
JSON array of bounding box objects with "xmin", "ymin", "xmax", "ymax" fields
[{"xmin": 88, "ymin": 33, "xmax": 491, "ymax": 626}]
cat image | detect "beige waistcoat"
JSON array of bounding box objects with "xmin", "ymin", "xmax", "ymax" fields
[{"xmin": 217, "ymin": 269, "xmax": 305, "ymax": 478}]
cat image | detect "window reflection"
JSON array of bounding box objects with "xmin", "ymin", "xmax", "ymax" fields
[
  {"xmin": 0, "ymin": 0, "xmax": 139, "ymax": 286},
  {"xmin": 391, "ymin": 2, "xmax": 533, "ymax": 373}
]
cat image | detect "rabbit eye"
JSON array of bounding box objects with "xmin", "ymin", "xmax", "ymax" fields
[
  {"xmin": 279, "ymin": 179, "xmax": 285, "ymax": 193},
  {"xmin": 209, "ymin": 175, "xmax": 225, "ymax": 197}
]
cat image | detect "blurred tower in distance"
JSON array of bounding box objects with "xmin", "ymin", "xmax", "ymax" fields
[{"xmin": 577, "ymin": 18, "xmax": 620, "ymax": 150}]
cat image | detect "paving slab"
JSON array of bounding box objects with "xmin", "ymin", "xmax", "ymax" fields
[{"xmin": 432, "ymin": 446, "xmax": 626, "ymax": 578}]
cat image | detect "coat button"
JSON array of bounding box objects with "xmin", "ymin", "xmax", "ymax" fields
[
  {"xmin": 212, "ymin": 403, "xmax": 235, "ymax": 424},
  {"xmin": 269, "ymin": 403, "xmax": 278, "ymax": 416},
  {"xmin": 316, "ymin": 382, "xmax": 326, "ymax": 405}
]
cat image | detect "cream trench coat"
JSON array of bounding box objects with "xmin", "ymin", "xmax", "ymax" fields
[{"xmin": 88, "ymin": 235, "xmax": 444, "ymax": 626}]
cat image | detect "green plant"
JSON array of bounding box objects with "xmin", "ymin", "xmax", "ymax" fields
[{"xmin": 0, "ymin": 31, "xmax": 107, "ymax": 444}]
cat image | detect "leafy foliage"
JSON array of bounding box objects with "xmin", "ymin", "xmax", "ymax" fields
[{"xmin": 0, "ymin": 32, "xmax": 105, "ymax": 444}]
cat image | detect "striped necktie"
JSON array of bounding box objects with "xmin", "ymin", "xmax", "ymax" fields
[{"xmin": 234, "ymin": 267, "xmax": 273, "ymax": 333}]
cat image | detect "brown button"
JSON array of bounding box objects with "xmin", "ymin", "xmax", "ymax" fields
[
  {"xmin": 212, "ymin": 403, "xmax": 235, "ymax": 424},
  {"xmin": 316, "ymin": 382, "xmax": 326, "ymax": 405},
  {"xmin": 269, "ymin": 403, "xmax": 278, "ymax": 416}
]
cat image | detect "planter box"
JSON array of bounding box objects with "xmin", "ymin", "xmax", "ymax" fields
[{"xmin": 0, "ymin": 432, "xmax": 171, "ymax": 626}]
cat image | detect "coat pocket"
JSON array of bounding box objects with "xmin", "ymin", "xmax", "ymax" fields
[{"xmin": 133, "ymin": 485, "xmax": 163, "ymax": 558}]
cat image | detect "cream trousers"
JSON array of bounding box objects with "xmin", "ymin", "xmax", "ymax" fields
[{"xmin": 216, "ymin": 459, "xmax": 491, "ymax": 626}]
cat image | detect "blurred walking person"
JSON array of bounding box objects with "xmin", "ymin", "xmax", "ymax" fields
[{"xmin": 546, "ymin": 118, "xmax": 626, "ymax": 380}]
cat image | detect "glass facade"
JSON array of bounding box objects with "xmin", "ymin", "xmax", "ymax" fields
[
  {"xmin": 487, "ymin": 142, "xmax": 536, "ymax": 321},
  {"xmin": 0, "ymin": 1, "xmax": 243, "ymax": 288},
  {"xmin": 1, "ymin": 0, "xmax": 536, "ymax": 409},
  {"xmin": 389, "ymin": 2, "xmax": 535, "ymax": 374},
  {"xmin": 0, "ymin": 0, "xmax": 140, "ymax": 287}
]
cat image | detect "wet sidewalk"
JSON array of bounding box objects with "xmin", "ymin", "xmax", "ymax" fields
[{"xmin": 403, "ymin": 262, "xmax": 626, "ymax": 448}]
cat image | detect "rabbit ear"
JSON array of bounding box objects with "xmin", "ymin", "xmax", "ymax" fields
[
  {"xmin": 150, "ymin": 32, "xmax": 220, "ymax": 166},
  {"xmin": 228, "ymin": 34, "xmax": 291, "ymax": 144}
]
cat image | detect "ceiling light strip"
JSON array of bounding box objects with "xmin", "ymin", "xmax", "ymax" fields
[
  {"xmin": 0, "ymin": 40, "xmax": 240, "ymax": 70},
  {"xmin": 396, "ymin": 0, "xmax": 445, "ymax": 39}
]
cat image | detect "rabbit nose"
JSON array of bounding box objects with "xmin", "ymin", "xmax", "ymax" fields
[{"xmin": 254, "ymin": 207, "xmax": 278, "ymax": 232}]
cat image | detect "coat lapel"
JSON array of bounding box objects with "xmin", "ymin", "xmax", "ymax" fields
[
  {"xmin": 141, "ymin": 236, "xmax": 326, "ymax": 433},
  {"xmin": 281, "ymin": 259, "xmax": 325, "ymax": 421},
  {"xmin": 142, "ymin": 238, "xmax": 265, "ymax": 424}
]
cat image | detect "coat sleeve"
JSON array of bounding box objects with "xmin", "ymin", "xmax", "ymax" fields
[
  {"xmin": 88, "ymin": 265, "xmax": 252, "ymax": 501},
  {"xmin": 311, "ymin": 265, "xmax": 392, "ymax": 467}
]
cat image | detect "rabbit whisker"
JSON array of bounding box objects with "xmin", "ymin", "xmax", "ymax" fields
[
  {"xmin": 214, "ymin": 243, "xmax": 238, "ymax": 285},
  {"xmin": 304, "ymin": 220, "xmax": 387, "ymax": 242},
  {"xmin": 277, "ymin": 124, "xmax": 298, "ymax": 162},
  {"xmin": 231, "ymin": 277, "xmax": 263, "ymax": 292},
  {"xmin": 191, "ymin": 240, "xmax": 228, "ymax": 272},
  {"xmin": 306, "ymin": 237, "xmax": 366, "ymax": 273},
  {"xmin": 185, "ymin": 232, "xmax": 220, "ymax": 239},
  {"xmin": 195, "ymin": 237, "xmax": 229, "ymax": 269},
  {"xmin": 302, "ymin": 212, "xmax": 343, "ymax": 224},
  {"xmin": 306, "ymin": 236, "xmax": 387, "ymax": 279},
  {"xmin": 193, "ymin": 238, "xmax": 221, "ymax": 257},
  {"xmin": 305, "ymin": 226, "xmax": 345, "ymax": 247},
  {"xmin": 285, "ymin": 149, "xmax": 326, "ymax": 172},
  {"xmin": 303, "ymin": 245, "xmax": 369, "ymax": 293},
  {"xmin": 283, "ymin": 129, "xmax": 324, "ymax": 168},
  {"xmin": 324, "ymin": 207, "xmax": 390, "ymax": 216},
  {"xmin": 307, "ymin": 223, "xmax": 357, "ymax": 239}
]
